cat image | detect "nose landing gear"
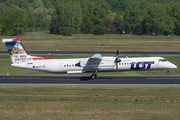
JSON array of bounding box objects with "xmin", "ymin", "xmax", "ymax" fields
[{"xmin": 166, "ymin": 70, "xmax": 170, "ymax": 75}]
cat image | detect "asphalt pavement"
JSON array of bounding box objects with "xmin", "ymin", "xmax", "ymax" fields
[
  {"xmin": 0, "ymin": 51, "xmax": 180, "ymax": 56},
  {"xmin": 0, "ymin": 76, "xmax": 180, "ymax": 87}
]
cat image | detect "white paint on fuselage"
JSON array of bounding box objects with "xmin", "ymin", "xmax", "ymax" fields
[{"xmin": 11, "ymin": 56, "xmax": 177, "ymax": 74}]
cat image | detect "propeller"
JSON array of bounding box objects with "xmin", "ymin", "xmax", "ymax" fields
[{"xmin": 115, "ymin": 50, "xmax": 121, "ymax": 71}]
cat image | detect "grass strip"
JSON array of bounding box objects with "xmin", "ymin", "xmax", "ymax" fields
[
  {"xmin": 1, "ymin": 34, "xmax": 180, "ymax": 51},
  {"xmin": 0, "ymin": 86, "xmax": 180, "ymax": 120}
]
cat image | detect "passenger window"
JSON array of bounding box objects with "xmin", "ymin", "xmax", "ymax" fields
[
  {"xmin": 124, "ymin": 63, "xmax": 126, "ymax": 65},
  {"xmin": 64, "ymin": 65, "xmax": 66, "ymax": 67},
  {"xmin": 67, "ymin": 65, "xmax": 68, "ymax": 67},
  {"xmin": 70, "ymin": 65, "xmax": 71, "ymax": 67},
  {"xmin": 119, "ymin": 63, "xmax": 121, "ymax": 65},
  {"xmin": 122, "ymin": 63, "xmax": 123, "ymax": 65}
]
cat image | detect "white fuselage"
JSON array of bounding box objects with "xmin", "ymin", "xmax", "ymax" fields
[
  {"xmin": 2, "ymin": 38, "xmax": 177, "ymax": 76},
  {"xmin": 11, "ymin": 56, "xmax": 177, "ymax": 74}
]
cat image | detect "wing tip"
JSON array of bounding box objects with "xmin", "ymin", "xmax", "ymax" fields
[{"xmin": 91, "ymin": 54, "xmax": 102, "ymax": 59}]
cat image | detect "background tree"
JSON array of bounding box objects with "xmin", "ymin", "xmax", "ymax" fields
[
  {"xmin": 111, "ymin": 16, "xmax": 123, "ymax": 34},
  {"xmin": 54, "ymin": 0, "xmax": 82, "ymax": 36},
  {"xmin": 88, "ymin": 0, "xmax": 110, "ymax": 26},
  {"xmin": 142, "ymin": 4, "xmax": 171, "ymax": 35},
  {"xmin": 49, "ymin": 14, "xmax": 60, "ymax": 34},
  {"xmin": 0, "ymin": 2, "xmax": 5, "ymax": 15},
  {"xmin": 0, "ymin": 9, "xmax": 28, "ymax": 36},
  {"xmin": 105, "ymin": 0, "xmax": 128, "ymax": 12},
  {"xmin": 139, "ymin": 0, "xmax": 149, "ymax": 10},
  {"xmin": 107, "ymin": 10, "xmax": 117, "ymax": 22},
  {"xmin": 80, "ymin": 0, "xmax": 110, "ymax": 34},
  {"xmin": 169, "ymin": 2, "xmax": 180, "ymax": 35},
  {"xmin": 1, "ymin": 0, "xmax": 180, "ymax": 36},
  {"xmin": 93, "ymin": 25, "xmax": 106, "ymax": 35},
  {"xmin": 28, "ymin": 12, "xmax": 36, "ymax": 30},
  {"xmin": 31, "ymin": 0, "xmax": 43, "ymax": 9},
  {"xmin": 81, "ymin": 16, "xmax": 94, "ymax": 34},
  {"xmin": 104, "ymin": 18, "xmax": 112, "ymax": 33},
  {"xmin": 0, "ymin": 2, "xmax": 5, "ymax": 32},
  {"xmin": 134, "ymin": 22, "xmax": 142, "ymax": 35},
  {"xmin": 123, "ymin": 2, "xmax": 142, "ymax": 34}
]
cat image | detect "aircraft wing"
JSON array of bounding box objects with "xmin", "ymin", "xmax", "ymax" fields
[
  {"xmin": 80, "ymin": 54, "xmax": 102, "ymax": 67},
  {"xmin": 90, "ymin": 54, "xmax": 102, "ymax": 60}
]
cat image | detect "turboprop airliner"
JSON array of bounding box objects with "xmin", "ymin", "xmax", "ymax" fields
[{"xmin": 2, "ymin": 38, "xmax": 177, "ymax": 79}]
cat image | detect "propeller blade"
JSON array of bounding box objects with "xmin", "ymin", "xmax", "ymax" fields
[
  {"xmin": 116, "ymin": 62, "xmax": 118, "ymax": 71},
  {"xmin": 115, "ymin": 50, "xmax": 120, "ymax": 71},
  {"xmin": 115, "ymin": 50, "xmax": 121, "ymax": 62},
  {"xmin": 116, "ymin": 50, "xmax": 119, "ymax": 58}
]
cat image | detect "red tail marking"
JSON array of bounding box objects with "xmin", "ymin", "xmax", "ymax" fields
[{"xmin": 32, "ymin": 58, "xmax": 53, "ymax": 60}]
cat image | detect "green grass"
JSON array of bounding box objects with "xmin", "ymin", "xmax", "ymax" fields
[
  {"xmin": 0, "ymin": 55, "xmax": 179, "ymax": 76},
  {"xmin": 0, "ymin": 86, "xmax": 180, "ymax": 120},
  {"xmin": 1, "ymin": 32, "xmax": 180, "ymax": 51}
]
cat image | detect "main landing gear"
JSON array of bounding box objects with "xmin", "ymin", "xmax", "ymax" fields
[
  {"xmin": 166, "ymin": 70, "xmax": 170, "ymax": 75},
  {"xmin": 91, "ymin": 70, "xmax": 97, "ymax": 79}
]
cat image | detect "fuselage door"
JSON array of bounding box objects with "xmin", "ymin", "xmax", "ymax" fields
[{"xmin": 59, "ymin": 63, "xmax": 64, "ymax": 72}]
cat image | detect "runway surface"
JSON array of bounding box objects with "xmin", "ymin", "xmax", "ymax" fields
[
  {"xmin": 0, "ymin": 76, "xmax": 180, "ymax": 87},
  {"xmin": 0, "ymin": 51, "xmax": 180, "ymax": 56}
]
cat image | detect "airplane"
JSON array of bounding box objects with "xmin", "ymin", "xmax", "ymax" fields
[{"xmin": 2, "ymin": 38, "xmax": 177, "ymax": 79}]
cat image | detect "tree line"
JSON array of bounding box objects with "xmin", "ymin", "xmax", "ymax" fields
[{"xmin": 0, "ymin": 0, "xmax": 180, "ymax": 36}]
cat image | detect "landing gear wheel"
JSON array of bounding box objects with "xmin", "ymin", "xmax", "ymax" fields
[
  {"xmin": 166, "ymin": 70, "xmax": 170, "ymax": 75},
  {"xmin": 91, "ymin": 74, "xmax": 97, "ymax": 79},
  {"xmin": 91, "ymin": 70, "xmax": 98, "ymax": 79}
]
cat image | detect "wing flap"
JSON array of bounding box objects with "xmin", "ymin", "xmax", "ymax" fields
[{"xmin": 67, "ymin": 71, "xmax": 86, "ymax": 73}]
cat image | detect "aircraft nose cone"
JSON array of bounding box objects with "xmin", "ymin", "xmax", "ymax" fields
[
  {"xmin": 173, "ymin": 64, "xmax": 177, "ymax": 69},
  {"xmin": 169, "ymin": 63, "xmax": 177, "ymax": 69}
]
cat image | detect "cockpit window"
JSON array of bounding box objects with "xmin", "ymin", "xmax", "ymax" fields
[{"xmin": 158, "ymin": 59, "xmax": 167, "ymax": 62}]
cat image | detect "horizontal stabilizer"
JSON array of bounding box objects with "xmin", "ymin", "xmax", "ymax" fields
[{"xmin": 2, "ymin": 38, "xmax": 22, "ymax": 43}]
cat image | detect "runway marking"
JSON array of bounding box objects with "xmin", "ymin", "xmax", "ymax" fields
[
  {"xmin": 1, "ymin": 77, "xmax": 180, "ymax": 80},
  {"xmin": 0, "ymin": 77, "xmax": 41, "ymax": 79},
  {"xmin": 1, "ymin": 84, "xmax": 180, "ymax": 87},
  {"xmin": 1, "ymin": 76, "xmax": 180, "ymax": 87},
  {"xmin": 147, "ymin": 78, "xmax": 180, "ymax": 80}
]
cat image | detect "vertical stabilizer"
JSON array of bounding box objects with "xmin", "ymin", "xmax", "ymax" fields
[{"xmin": 2, "ymin": 38, "xmax": 29, "ymax": 63}]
